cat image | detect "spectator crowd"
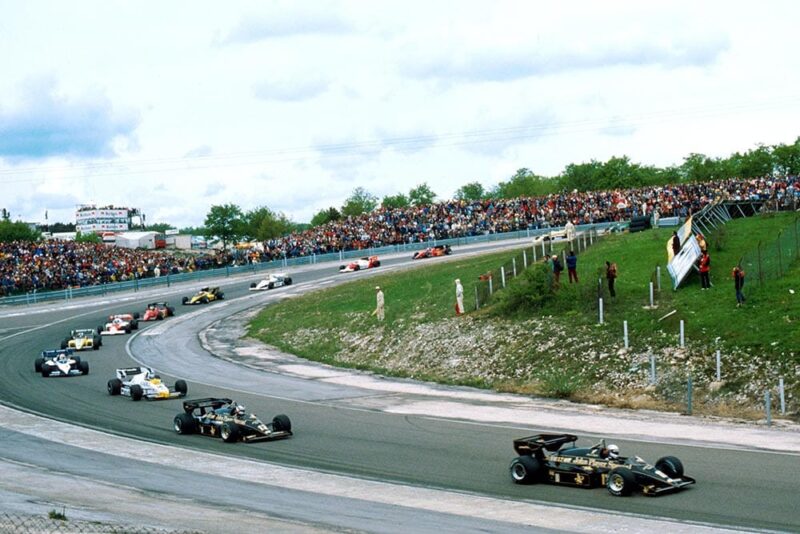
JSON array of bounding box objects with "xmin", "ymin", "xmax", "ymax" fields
[{"xmin": 1, "ymin": 175, "xmax": 797, "ymax": 297}]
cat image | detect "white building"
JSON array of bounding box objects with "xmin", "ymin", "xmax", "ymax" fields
[
  {"xmin": 75, "ymin": 205, "xmax": 143, "ymax": 234},
  {"xmin": 115, "ymin": 231, "xmax": 159, "ymax": 250}
]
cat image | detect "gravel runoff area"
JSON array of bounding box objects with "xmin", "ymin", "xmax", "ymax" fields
[{"xmin": 205, "ymin": 306, "xmax": 800, "ymax": 453}]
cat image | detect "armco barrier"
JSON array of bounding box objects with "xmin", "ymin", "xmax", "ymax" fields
[{"xmin": 0, "ymin": 222, "xmax": 626, "ymax": 307}]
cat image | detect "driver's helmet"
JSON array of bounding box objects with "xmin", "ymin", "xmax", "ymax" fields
[
  {"xmin": 607, "ymin": 444, "xmax": 620, "ymax": 459},
  {"xmin": 57, "ymin": 353, "xmax": 69, "ymax": 363},
  {"xmin": 113, "ymin": 317, "xmax": 123, "ymax": 324},
  {"xmin": 231, "ymin": 402, "xmax": 245, "ymax": 416}
]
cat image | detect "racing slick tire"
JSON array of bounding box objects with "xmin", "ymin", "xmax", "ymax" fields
[
  {"xmin": 107, "ymin": 378, "xmax": 122, "ymax": 395},
  {"xmin": 182, "ymin": 297, "xmax": 189, "ymax": 305},
  {"xmin": 174, "ymin": 413, "xmax": 197, "ymax": 434},
  {"xmin": 200, "ymin": 297, "xmax": 209, "ymax": 304},
  {"xmin": 60, "ymin": 339, "xmax": 68, "ymax": 350},
  {"xmin": 41, "ymin": 367, "xmax": 50, "ymax": 377},
  {"xmin": 250, "ymin": 282, "xmax": 257, "ymax": 289},
  {"xmin": 268, "ymin": 282, "xmax": 274, "ymax": 290},
  {"xmin": 156, "ymin": 314, "xmax": 163, "ymax": 320},
  {"xmin": 34, "ymin": 358, "xmax": 44, "ymax": 372},
  {"xmin": 285, "ymin": 277, "xmax": 292, "ymax": 285},
  {"xmin": 97, "ymin": 326, "xmax": 104, "ymax": 334},
  {"xmin": 218, "ymin": 292, "xmax": 224, "ymax": 299},
  {"xmin": 655, "ymin": 456, "xmax": 684, "ymax": 479},
  {"xmin": 130, "ymin": 384, "xmax": 143, "ymax": 401},
  {"xmin": 168, "ymin": 307, "xmax": 175, "ymax": 315},
  {"xmin": 124, "ymin": 325, "xmax": 132, "ymax": 334},
  {"xmin": 174, "ymin": 380, "xmax": 188, "ymax": 396},
  {"xmin": 92, "ymin": 340, "xmax": 100, "ymax": 350},
  {"xmin": 509, "ymin": 456, "xmax": 542, "ymax": 484},
  {"xmin": 133, "ymin": 312, "xmax": 140, "ymax": 320},
  {"xmin": 73, "ymin": 356, "xmax": 81, "ymax": 364},
  {"xmin": 130, "ymin": 320, "xmax": 139, "ymax": 330},
  {"xmin": 373, "ymin": 260, "xmax": 381, "ymax": 267},
  {"xmin": 79, "ymin": 361, "xmax": 90, "ymax": 375},
  {"xmin": 353, "ymin": 265, "xmax": 360, "ymax": 271},
  {"xmin": 272, "ymin": 414, "xmax": 292, "ymax": 432},
  {"xmin": 220, "ymin": 422, "xmax": 240, "ymax": 443},
  {"xmin": 606, "ymin": 468, "xmax": 637, "ymax": 496}
]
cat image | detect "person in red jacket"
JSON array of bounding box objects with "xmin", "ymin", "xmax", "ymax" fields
[{"xmin": 699, "ymin": 252, "xmax": 711, "ymax": 289}]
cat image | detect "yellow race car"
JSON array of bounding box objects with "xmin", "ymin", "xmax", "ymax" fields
[{"xmin": 182, "ymin": 287, "xmax": 224, "ymax": 305}]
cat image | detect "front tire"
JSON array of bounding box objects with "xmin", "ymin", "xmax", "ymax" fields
[
  {"xmin": 607, "ymin": 468, "xmax": 637, "ymax": 496},
  {"xmin": 60, "ymin": 340, "xmax": 68, "ymax": 350},
  {"xmin": 41, "ymin": 367, "xmax": 50, "ymax": 377},
  {"xmin": 133, "ymin": 312, "xmax": 140, "ymax": 319},
  {"xmin": 79, "ymin": 361, "xmax": 90, "ymax": 375},
  {"xmin": 655, "ymin": 456, "xmax": 684, "ymax": 478},
  {"xmin": 285, "ymin": 277, "xmax": 292, "ymax": 285},
  {"xmin": 182, "ymin": 297, "xmax": 189, "ymax": 305},
  {"xmin": 221, "ymin": 422, "xmax": 240, "ymax": 443},
  {"xmin": 34, "ymin": 358, "xmax": 44, "ymax": 372},
  {"xmin": 174, "ymin": 413, "xmax": 197, "ymax": 434},
  {"xmin": 108, "ymin": 378, "xmax": 122, "ymax": 395},
  {"xmin": 509, "ymin": 456, "xmax": 541, "ymax": 484},
  {"xmin": 131, "ymin": 320, "xmax": 139, "ymax": 330},
  {"xmin": 130, "ymin": 384, "xmax": 143, "ymax": 401},
  {"xmin": 174, "ymin": 380, "xmax": 188, "ymax": 396},
  {"xmin": 272, "ymin": 414, "xmax": 292, "ymax": 432}
]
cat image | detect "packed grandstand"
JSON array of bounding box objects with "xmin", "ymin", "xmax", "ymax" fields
[{"xmin": 1, "ymin": 176, "xmax": 797, "ymax": 296}]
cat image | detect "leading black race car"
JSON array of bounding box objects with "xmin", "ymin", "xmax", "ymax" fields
[
  {"xmin": 173, "ymin": 398, "xmax": 292, "ymax": 443},
  {"xmin": 509, "ymin": 433, "xmax": 695, "ymax": 496}
]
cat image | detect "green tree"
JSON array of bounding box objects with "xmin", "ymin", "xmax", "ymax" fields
[
  {"xmin": 408, "ymin": 183, "xmax": 437, "ymax": 206},
  {"xmin": 204, "ymin": 203, "xmax": 245, "ymax": 249},
  {"xmin": 145, "ymin": 223, "xmax": 174, "ymax": 233},
  {"xmin": 244, "ymin": 206, "xmax": 294, "ymax": 240},
  {"xmin": 179, "ymin": 226, "xmax": 206, "ymax": 236},
  {"xmin": 381, "ymin": 193, "xmax": 410, "ymax": 209},
  {"xmin": 310, "ymin": 207, "xmax": 341, "ymax": 227},
  {"xmin": 492, "ymin": 168, "xmax": 557, "ymax": 198},
  {"xmin": 454, "ymin": 182, "xmax": 486, "ymax": 201},
  {"xmin": 772, "ymin": 137, "xmax": 800, "ymax": 176},
  {"xmin": 0, "ymin": 219, "xmax": 41, "ymax": 242},
  {"xmin": 739, "ymin": 144, "xmax": 774, "ymax": 178},
  {"xmin": 74, "ymin": 231, "xmax": 102, "ymax": 244},
  {"xmin": 341, "ymin": 187, "xmax": 378, "ymax": 217}
]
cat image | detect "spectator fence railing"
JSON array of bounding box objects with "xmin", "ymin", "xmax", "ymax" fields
[{"xmin": 738, "ymin": 215, "xmax": 800, "ymax": 290}]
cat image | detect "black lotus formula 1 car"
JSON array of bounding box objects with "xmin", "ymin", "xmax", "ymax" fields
[
  {"xmin": 173, "ymin": 398, "xmax": 292, "ymax": 443},
  {"xmin": 509, "ymin": 434, "xmax": 695, "ymax": 496}
]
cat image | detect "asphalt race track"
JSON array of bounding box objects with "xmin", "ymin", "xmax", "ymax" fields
[{"xmin": 1, "ymin": 243, "xmax": 798, "ymax": 532}]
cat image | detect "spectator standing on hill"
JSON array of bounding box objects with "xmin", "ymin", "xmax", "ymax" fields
[
  {"xmin": 699, "ymin": 251, "xmax": 711, "ymax": 289},
  {"xmin": 552, "ymin": 255, "xmax": 563, "ymax": 286},
  {"xmin": 373, "ymin": 286, "xmax": 385, "ymax": 321},
  {"xmin": 455, "ymin": 278, "xmax": 464, "ymax": 316},
  {"xmin": 671, "ymin": 231, "xmax": 681, "ymax": 257},
  {"xmin": 733, "ymin": 266, "xmax": 746, "ymax": 307},
  {"xmin": 565, "ymin": 220, "xmax": 576, "ymax": 241},
  {"xmin": 605, "ymin": 261, "xmax": 617, "ymax": 297},
  {"xmin": 566, "ymin": 250, "xmax": 578, "ymax": 283},
  {"xmin": 696, "ymin": 233, "xmax": 707, "ymax": 254}
]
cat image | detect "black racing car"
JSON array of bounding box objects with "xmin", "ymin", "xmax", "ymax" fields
[
  {"xmin": 173, "ymin": 398, "xmax": 291, "ymax": 443},
  {"xmin": 509, "ymin": 433, "xmax": 695, "ymax": 496}
]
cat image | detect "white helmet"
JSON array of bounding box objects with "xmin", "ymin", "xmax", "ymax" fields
[{"xmin": 607, "ymin": 444, "xmax": 620, "ymax": 459}]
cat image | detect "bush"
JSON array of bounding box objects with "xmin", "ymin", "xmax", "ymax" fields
[
  {"xmin": 538, "ymin": 368, "xmax": 586, "ymax": 398},
  {"xmin": 494, "ymin": 263, "xmax": 555, "ymax": 313}
]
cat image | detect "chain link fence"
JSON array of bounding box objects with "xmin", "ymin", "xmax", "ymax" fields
[
  {"xmin": 738, "ymin": 216, "xmax": 800, "ymax": 290},
  {"xmin": 0, "ymin": 513, "xmax": 202, "ymax": 534}
]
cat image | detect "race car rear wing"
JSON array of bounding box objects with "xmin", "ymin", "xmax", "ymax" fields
[
  {"xmin": 182, "ymin": 397, "xmax": 233, "ymax": 413},
  {"xmin": 115, "ymin": 366, "xmax": 149, "ymax": 378},
  {"xmin": 513, "ymin": 434, "xmax": 578, "ymax": 455},
  {"xmin": 42, "ymin": 349, "xmax": 74, "ymax": 358}
]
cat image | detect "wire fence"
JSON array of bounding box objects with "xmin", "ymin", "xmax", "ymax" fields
[
  {"xmin": 738, "ymin": 216, "xmax": 800, "ymax": 290},
  {"xmin": 0, "ymin": 513, "xmax": 202, "ymax": 534},
  {"xmin": 474, "ymin": 227, "xmax": 607, "ymax": 308}
]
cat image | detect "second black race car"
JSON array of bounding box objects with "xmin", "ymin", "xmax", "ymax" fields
[{"xmin": 172, "ymin": 398, "xmax": 292, "ymax": 443}]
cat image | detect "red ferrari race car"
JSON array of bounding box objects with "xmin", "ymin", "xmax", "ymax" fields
[
  {"xmin": 98, "ymin": 315, "xmax": 137, "ymax": 335},
  {"xmin": 142, "ymin": 302, "xmax": 175, "ymax": 321},
  {"xmin": 412, "ymin": 244, "xmax": 451, "ymax": 260},
  {"xmin": 339, "ymin": 256, "xmax": 380, "ymax": 273}
]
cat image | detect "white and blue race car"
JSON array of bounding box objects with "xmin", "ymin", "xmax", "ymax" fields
[
  {"xmin": 249, "ymin": 273, "xmax": 293, "ymax": 291},
  {"xmin": 35, "ymin": 349, "xmax": 89, "ymax": 377},
  {"xmin": 107, "ymin": 366, "xmax": 188, "ymax": 401}
]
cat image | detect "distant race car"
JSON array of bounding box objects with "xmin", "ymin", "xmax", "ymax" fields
[
  {"xmin": 249, "ymin": 273, "xmax": 293, "ymax": 291},
  {"xmin": 61, "ymin": 328, "xmax": 102, "ymax": 351},
  {"xmin": 339, "ymin": 256, "xmax": 380, "ymax": 273},
  {"xmin": 412, "ymin": 244, "xmax": 452, "ymax": 260},
  {"xmin": 509, "ymin": 433, "xmax": 696, "ymax": 497},
  {"xmin": 98, "ymin": 316, "xmax": 136, "ymax": 336},
  {"xmin": 142, "ymin": 302, "xmax": 175, "ymax": 321},
  {"xmin": 182, "ymin": 287, "xmax": 224, "ymax": 305},
  {"xmin": 35, "ymin": 349, "xmax": 89, "ymax": 377},
  {"xmin": 107, "ymin": 366, "xmax": 187, "ymax": 401},
  {"xmin": 173, "ymin": 398, "xmax": 292, "ymax": 443}
]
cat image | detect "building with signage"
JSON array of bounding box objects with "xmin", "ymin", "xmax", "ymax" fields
[{"xmin": 75, "ymin": 205, "xmax": 143, "ymax": 234}]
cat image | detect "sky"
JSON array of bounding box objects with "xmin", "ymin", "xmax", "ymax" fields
[{"xmin": 1, "ymin": 1, "xmax": 799, "ymax": 228}]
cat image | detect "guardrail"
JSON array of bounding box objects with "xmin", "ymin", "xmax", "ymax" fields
[{"xmin": 1, "ymin": 222, "xmax": 627, "ymax": 307}]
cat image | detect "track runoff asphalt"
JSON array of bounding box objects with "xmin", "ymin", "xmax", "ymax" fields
[{"xmin": 0, "ymin": 240, "xmax": 798, "ymax": 533}]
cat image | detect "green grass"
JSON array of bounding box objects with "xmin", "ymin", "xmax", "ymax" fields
[{"xmin": 249, "ymin": 213, "xmax": 800, "ymax": 418}]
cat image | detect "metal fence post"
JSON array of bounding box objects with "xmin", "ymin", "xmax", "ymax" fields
[
  {"xmin": 649, "ymin": 282, "xmax": 654, "ymax": 307},
  {"xmin": 716, "ymin": 350, "xmax": 721, "ymax": 381},
  {"xmin": 765, "ymin": 391, "xmax": 771, "ymax": 426},
  {"xmin": 650, "ymin": 353, "xmax": 656, "ymax": 384},
  {"xmin": 656, "ymin": 265, "xmax": 661, "ymax": 291},
  {"xmin": 489, "ymin": 277, "xmax": 493, "ymax": 295},
  {"xmin": 523, "ymin": 250, "xmax": 528, "ymax": 269},
  {"xmin": 501, "ymin": 266, "xmax": 506, "ymax": 288},
  {"xmin": 679, "ymin": 320, "xmax": 685, "ymax": 348},
  {"xmin": 475, "ymin": 287, "xmax": 479, "ymax": 310},
  {"xmin": 512, "ymin": 258, "xmax": 517, "ymax": 277},
  {"xmin": 623, "ymin": 320, "xmax": 629, "ymax": 348},
  {"xmin": 598, "ymin": 297, "xmax": 604, "ymax": 324},
  {"xmin": 779, "ymin": 377, "xmax": 786, "ymax": 415},
  {"xmin": 687, "ymin": 376, "xmax": 693, "ymax": 415}
]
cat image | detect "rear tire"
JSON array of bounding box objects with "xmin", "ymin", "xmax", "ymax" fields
[
  {"xmin": 606, "ymin": 468, "xmax": 637, "ymax": 496},
  {"xmin": 174, "ymin": 413, "xmax": 196, "ymax": 434},
  {"xmin": 182, "ymin": 296, "xmax": 188, "ymax": 305},
  {"xmin": 130, "ymin": 384, "xmax": 143, "ymax": 401},
  {"xmin": 174, "ymin": 380, "xmax": 188, "ymax": 396},
  {"xmin": 79, "ymin": 361, "xmax": 89, "ymax": 375},
  {"xmin": 509, "ymin": 456, "xmax": 541, "ymax": 484},
  {"xmin": 97, "ymin": 326, "xmax": 104, "ymax": 334},
  {"xmin": 272, "ymin": 414, "xmax": 292, "ymax": 432},
  {"xmin": 34, "ymin": 358, "xmax": 44, "ymax": 372},
  {"xmin": 268, "ymin": 282, "xmax": 274, "ymax": 289},
  {"xmin": 373, "ymin": 260, "xmax": 381, "ymax": 267},
  {"xmin": 92, "ymin": 340, "xmax": 100, "ymax": 350},
  {"xmin": 130, "ymin": 320, "xmax": 139, "ymax": 330},
  {"xmin": 108, "ymin": 378, "xmax": 122, "ymax": 395},
  {"xmin": 133, "ymin": 312, "xmax": 140, "ymax": 319},
  {"xmin": 655, "ymin": 456, "xmax": 684, "ymax": 478},
  {"xmin": 60, "ymin": 340, "xmax": 68, "ymax": 350},
  {"xmin": 250, "ymin": 282, "xmax": 256, "ymax": 288},
  {"xmin": 221, "ymin": 422, "xmax": 240, "ymax": 443}
]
